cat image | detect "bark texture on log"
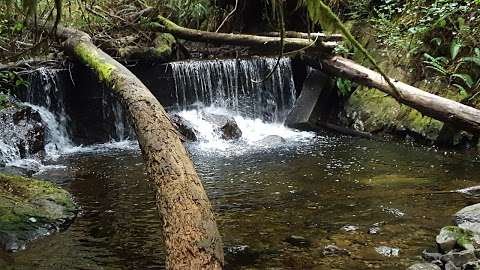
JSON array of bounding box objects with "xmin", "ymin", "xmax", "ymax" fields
[
  {"xmin": 53, "ymin": 24, "xmax": 224, "ymax": 269},
  {"xmin": 259, "ymin": 31, "xmax": 343, "ymax": 42},
  {"xmin": 305, "ymin": 56, "xmax": 480, "ymax": 134},
  {"xmin": 149, "ymin": 16, "xmax": 337, "ymax": 52}
]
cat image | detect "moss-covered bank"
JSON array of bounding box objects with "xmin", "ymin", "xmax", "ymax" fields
[{"xmin": 0, "ymin": 173, "xmax": 77, "ymax": 251}]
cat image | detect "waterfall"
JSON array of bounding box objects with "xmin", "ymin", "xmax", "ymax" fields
[
  {"xmin": 170, "ymin": 57, "xmax": 314, "ymax": 153},
  {"xmin": 101, "ymin": 90, "xmax": 136, "ymax": 141},
  {"xmin": 170, "ymin": 57, "xmax": 296, "ymax": 123},
  {"xmin": 25, "ymin": 67, "xmax": 74, "ymax": 159}
]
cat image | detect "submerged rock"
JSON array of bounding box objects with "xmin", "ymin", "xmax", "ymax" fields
[
  {"xmin": 284, "ymin": 235, "xmax": 311, "ymax": 247},
  {"xmin": 170, "ymin": 114, "xmax": 198, "ymax": 141},
  {"xmin": 256, "ymin": 135, "xmax": 286, "ymax": 146},
  {"xmin": 323, "ymin": 244, "xmax": 350, "ymax": 256},
  {"xmin": 454, "ymin": 203, "xmax": 480, "ymax": 235},
  {"xmin": 0, "ymin": 173, "xmax": 78, "ymax": 251},
  {"xmin": 224, "ymin": 244, "xmax": 260, "ymax": 266},
  {"xmin": 374, "ymin": 246, "xmax": 400, "ymax": 257},
  {"xmin": 359, "ymin": 174, "xmax": 431, "ymax": 186},
  {"xmin": 407, "ymin": 263, "xmax": 441, "ymax": 270}
]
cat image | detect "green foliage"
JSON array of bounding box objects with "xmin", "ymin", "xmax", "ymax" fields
[
  {"xmin": 0, "ymin": 70, "xmax": 27, "ymax": 95},
  {"xmin": 299, "ymin": 0, "xmax": 400, "ymax": 98},
  {"xmin": 164, "ymin": 0, "xmax": 221, "ymax": 30},
  {"xmin": 336, "ymin": 78, "xmax": 354, "ymax": 96},
  {"xmin": 423, "ymin": 41, "xmax": 480, "ymax": 97},
  {"xmin": 369, "ymin": 0, "xmax": 479, "ymax": 59}
]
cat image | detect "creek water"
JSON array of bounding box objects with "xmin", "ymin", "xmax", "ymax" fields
[{"xmin": 1, "ymin": 59, "xmax": 479, "ymax": 269}]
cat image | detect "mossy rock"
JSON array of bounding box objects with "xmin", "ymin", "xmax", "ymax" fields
[
  {"xmin": 359, "ymin": 174, "xmax": 431, "ymax": 187},
  {"xmin": 345, "ymin": 86, "xmax": 444, "ymax": 142},
  {"xmin": 0, "ymin": 173, "xmax": 77, "ymax": 251},
  {"xmin": 436, "ymin": 226, "xmax": 476, "ymax": 252}
]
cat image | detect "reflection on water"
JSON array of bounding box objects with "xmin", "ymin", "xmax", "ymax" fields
[{"xmin": 2, "ymin": 134, "xmax": 480, "ymax": 269}]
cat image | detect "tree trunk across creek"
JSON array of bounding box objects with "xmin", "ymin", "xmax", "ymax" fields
[{"xmin": 50, "ymin": 23, "xmax": 224, "ymax": 269}]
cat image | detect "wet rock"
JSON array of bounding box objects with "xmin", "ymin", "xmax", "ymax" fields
[
  {"xmin": 422, "ymin": 250, "xmax": 443, "ymax": 261},
  {"xmin": 0, "ymin": 173, "xmax": 78, "ymax": 251},
  {"xmin": 284, "ymin": 235, "xmax": 311, "ymax": 247},
  {"xmin": 224, "ymin": 244, "xmax": 259, "ymax": 266},
  {"xmin": 368, "ymin": 222, "xmax": 384, "ymax": 235},
  {"xmin": 436, "ymin": 226, "xmax": 475, "ymax": 252},
  {"xmin": 374, "ymin": 246, "xmax": 399, "ymax": 257},
  {"xmin": 256, "ymin": 135, "xmax": 286, "ymax": 146},
  {"xmin": 463, "ymin": 261, "xmax": 480, "ymax": 270},
  {"xmin": 431, "ymin": 260, "xmax": 443, "ymax": 268},
  {"xmin": 341, "ymin": 225, "xmax": 359, "ymax": 232},
  {"xmin": 444, "ymin": 261, "xmax": 460, "ymax": 270},
  {"xmin": 406, "ymin": 263, "xmax": 441, "ymax": 270},
  {"xmin": 323, "ymin": 244, "xmax": 350, "ymax": 256},
  {"xmin": 454, "ymin": 203, "xmax": 480, "ymax": 235},
  {"xmin": 441, "ymin": 250, "xmax": 476, "ymax": 267},
  {"xmin": 170, "ymin": 114, "xmax": 198, "ymax": 141},
  {"xmin": 201, "ymin": 112, "xmax": 242, "ymax": 140},
  {"xmin": 219, "ymin": 120, "xmax": 242, "ymax": 140},
  {"xmin": 0, "ymin": 102, "xmax": 46, "ymax": 164}
]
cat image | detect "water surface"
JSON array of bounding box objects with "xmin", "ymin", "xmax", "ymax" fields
[{"xmin": 2, "ymin": 132, "xmax": 479, "ymax": 270}]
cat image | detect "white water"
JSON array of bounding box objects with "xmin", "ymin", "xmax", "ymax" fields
[
  {"xmin": 177, "ymin": 106, "xmax": 315, "ymax": 155},
  {"xmin": 171, "ymin": 57, "xmax": 296, "ymax": 122},
  {"xmin": 2, "ymin": 57, "xmax": 311, "ymax": 170},
  {"xmin": 26, "ymin": 104, "xmax": 74, "ymax": 159}
]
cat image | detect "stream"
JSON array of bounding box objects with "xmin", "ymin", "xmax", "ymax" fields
[{"xmin": 0, "ymin": 58, "xmax": 479, "ymax": 269}]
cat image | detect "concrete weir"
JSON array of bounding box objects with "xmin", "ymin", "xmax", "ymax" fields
[{"xmin": 285, "ymin": 69, "xmax": 332, "ymax": 129}]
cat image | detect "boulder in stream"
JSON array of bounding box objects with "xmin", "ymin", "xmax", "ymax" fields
[
  {"xmin": 170, "ymin": 114, "xmax": 198, "ymax": 142},
  {"xmin": 436, "ymin": 226, "xmax": 476, "ymax": 252},
  {"xmin": 440, "ymin": 250, "xmax": 477, "ymax": 267},
  {"xmin": 454, "ymin": 203, "xmax": 480, "ymax": 235},
  {"xmin": 284, "ymin": 235, "xmax": 311, "ymax": 247},
  {"xmin": 0, "ymin": 101, "xmax": 46, "ymax": 164},
  {"xmin": 0, "ymin": 173, "xmax": 78, "ymax": 251},
  {"xmin": 201, "ymin": 112, "xmax": 242, "ymax": 140}
]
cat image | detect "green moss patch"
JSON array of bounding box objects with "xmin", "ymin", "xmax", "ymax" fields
[{"xmin": 0, "ymin": 173, "xmax": 77, "ymax": 251}]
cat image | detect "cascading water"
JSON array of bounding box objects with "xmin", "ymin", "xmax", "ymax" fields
[
  {"xmin": 25, "ymin": 67, "xmax": 74, "ymax": 159},
  {"xmin": 171, "ymin": 57, "xmax": 296, "ymax": 122},
  {"xmin": 170, "ymin": 57, "xmax": 314, "ymax": 153},
  {"xmin": 101, "ymin": 91, "xmax": 136, "ymax": 141}
]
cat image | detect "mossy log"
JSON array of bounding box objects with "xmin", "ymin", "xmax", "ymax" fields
[
  {"xmin": 118, "ymin": 33, "xmax": 176, "ymax": 62},
  {"xmin": 50, "ymin": 24, "xmax": 224, "ymax": 269},
  {"xmin": 148, "ymin": 15, "xmax": 337, "ymax": 53},
  {"xmin": 305, "ymin": 56, "xmax": 480, "ymax": 134}
]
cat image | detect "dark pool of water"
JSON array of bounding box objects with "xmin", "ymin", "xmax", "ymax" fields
[{"xmin": 1, "ymin": 133, "xmax": 479, "ymax": 269}]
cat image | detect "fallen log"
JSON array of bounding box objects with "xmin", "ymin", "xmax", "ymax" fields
[
  {"xmin": 305, "ymin": 56, "xmax": 480, "ymax": 134},
  {"xmin": 148, "ymin": 16, "xmax": 337, "ymax": 52},
  {"xmin": 259, "ymin": 31, "xmax": 343, "ymax": 42},
  {"xmin": 50, "ymin": 23, "xmax": 224, "ymax": 269}
]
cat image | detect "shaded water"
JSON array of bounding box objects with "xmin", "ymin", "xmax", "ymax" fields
[{"xmin": 2, "ymin": 134, "xmax": 479, "ymax": 269}]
